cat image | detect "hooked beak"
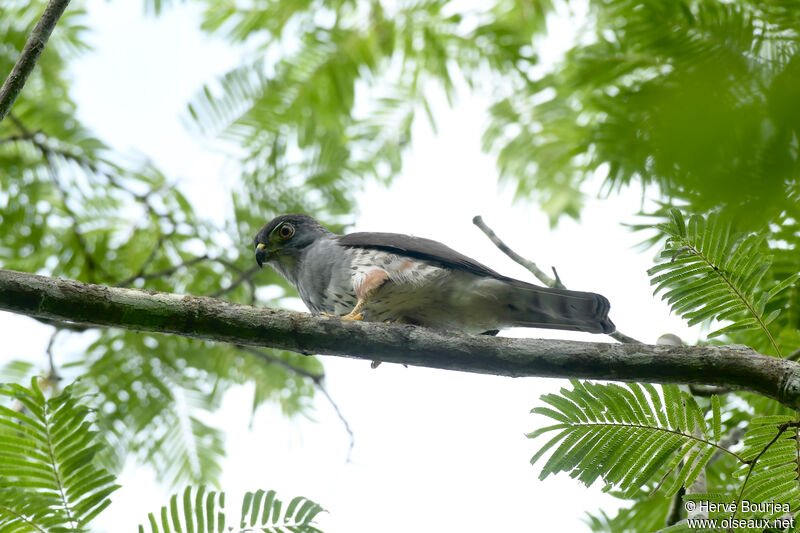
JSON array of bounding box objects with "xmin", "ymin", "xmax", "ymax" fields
[{"xmin": 255, "ymin": 242, "xmax": 268, "ymax": 268}]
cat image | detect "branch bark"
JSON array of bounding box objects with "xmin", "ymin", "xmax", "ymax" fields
[
  {"xmin": 0, "ymin": 0, "xmax": 72, "ymax": 123},
  {"xmin": 3, "ymin": 268, "xmax": 800, "ymax": 408}
]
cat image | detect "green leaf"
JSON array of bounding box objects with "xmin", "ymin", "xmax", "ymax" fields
[
  {"xmin": 138, "ymin": 486, "xmax": 325, "ymax": 533},
  {"xmin": 648, "ymin": 209, "xmax": 787, "ymax": 355},
  {"xmin": 0, "ymin": 378, "xmax": 119, "ymax": 531},
  {"xmin": 527, "ymin": 381, "xmax": 735, "ymax": 496}
]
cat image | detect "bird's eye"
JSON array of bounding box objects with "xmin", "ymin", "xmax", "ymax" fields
[{"xmin": 277, "ymin": 223, "xmax": 295, "ymax": 240}]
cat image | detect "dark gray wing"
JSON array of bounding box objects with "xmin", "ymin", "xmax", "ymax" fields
[{"xmin": 337, "ymin": 231, "xmax": 505, "ymax": 278}]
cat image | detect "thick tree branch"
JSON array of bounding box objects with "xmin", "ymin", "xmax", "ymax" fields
[
  {"xmin": 3, "ymin": 268, "xmax": 800, "ymax": 408},
  {"xmin": 0, "ymin": 0, "xmax": 72, "ymax": 123}
]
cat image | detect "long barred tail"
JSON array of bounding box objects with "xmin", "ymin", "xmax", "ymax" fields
[{"xmin": 500, "ymin": 279, "xmax": 615, "ymax": 334}]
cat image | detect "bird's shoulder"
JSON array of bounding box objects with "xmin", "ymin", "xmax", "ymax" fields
[{"xmin": 335, "ymin": 231, "xmax": 505, "ymax": 279}]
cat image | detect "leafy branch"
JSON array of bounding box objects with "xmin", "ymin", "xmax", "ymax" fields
[
  {"xmin": 648, "ymin": 209, "xmax": 798, "ymax": 356},
  {"xmin": 530, "ymin": 382, "xmax": 800, "ymax": 528},
  {"xmin": 730, "ymin": 418, "xmax": 799, "ymax": 521},
  {"xmin": 0, "ymin": 377, "xmax": 120, "ymax": 531},
  {"xmin": 528, "ymin": 381, "xmax": 727, "ymax": 496}
]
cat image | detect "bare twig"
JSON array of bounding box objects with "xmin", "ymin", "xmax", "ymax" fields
[
  {"xmin": 45, "ymin": 330, "xmax": 59, "ymax": 377},
  {"xmin": 689, "ymin": 384, "xmax": 735, "ymax": 396},
  {"xmin": 10, "ymin": 114, "xmax": 110, "ymax": 282},
  {"xmin": 787, "ymin": 346, "xmax": 800, "ymax": 361},
  {"xmin": 473, "ymin": 215, "xmax": 643, "ymax": 344},
  {"xmin": 664, "ymin": 487, "xmax": 686, "ymax": 527},
  {"xmin": 115, "ymin": 254, "xmax": 209, "ymax": 288},
  {"xmin": 237, "ymin": 345, "xmax": 324, "ymax": 382},
  {"xmin": 707, "ymin": 426, "xmax": 745, "ymax": 468},
  {"xmin": 0, "ymin": 132, "xmax": 37, "ymax": 145},
  {"xmin": 208, "ymin": 265, "xmax": 259, "ymax": 299},
  {"xmin": 32, "ymin": 316, "xmax": 90, "ymax": 332},
  {"xmin": 237, "ymin": 345, "xmax": 355, "ymax": 461},
  {"xmin": 0, "ymin": 0, "xmax": 72, "ymax": 123},
  {"xmin": 472, "ymin": 216, "xmax": 560, "ymax": 287},
  {"xmin": 316, "ymin": 383, "xmax": 355, "ymax": 462},
  {"xmin": 730, "ymin": 421, "xmax": 799, "ymax": 522}
]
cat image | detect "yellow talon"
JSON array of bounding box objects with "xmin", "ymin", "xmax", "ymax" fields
[
  {"xmin": 320, "ymin": 311, "xmax": 363, "ymax": 320},
  {"xmin": 321, "ymin": 297, "xmax": 367, "ymax": 321}
]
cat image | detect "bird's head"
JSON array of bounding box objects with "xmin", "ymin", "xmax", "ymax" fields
[{"xmin": 253, "ymin": 214, "xmax": 331, "ymax": 269}]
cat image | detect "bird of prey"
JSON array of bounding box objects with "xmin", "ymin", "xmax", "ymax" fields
[{"xmin": 254, "ymin": 214, "xmax": 615, "ymax": 336}]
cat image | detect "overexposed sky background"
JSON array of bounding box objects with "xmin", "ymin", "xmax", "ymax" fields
[{"xmin": 3, "ymin": 1, "xmax": 704, "ymax": 531}]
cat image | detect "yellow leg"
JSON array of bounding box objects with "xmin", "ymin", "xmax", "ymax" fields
[
  {"xmin": 341, "ymin": 298, "xmax": 366, "ymax": 321},
  {"xmin": 321, "ymin": 269, "xmax": 389, "ymax": 322},
  {"xmin": 321, "ymin": 299, "xmax": 366, "ymax": 321}
]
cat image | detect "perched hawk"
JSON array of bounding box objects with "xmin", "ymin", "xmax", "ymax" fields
[{"xmin": 254, "ymin": 214, "xmax": 615, "ymax": 335}]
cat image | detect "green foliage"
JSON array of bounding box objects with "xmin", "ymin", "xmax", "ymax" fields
[
  {"xmin": 483, "ymin": 0, "xmax": 800, "ymax": 225},
  {"xmin": 188, "ymin": 0, "xmax": 544, "ymax": 241},
  {"xmin": 732, "ymin": 415, "xmax": 800, "ymax": 515},
  {"xmin": 74, "ymin": 332, "xmax": 318, "ymax": 482},
  {"xmin": 138, "ymin": 486, "xmax": 325, "ymax": 533},
  {"xmin": 0, "ymin": 377, "xmax": 119, "ymax": 532},
  {"xmin": 5, "ymin": 0, "xmax": 800, "ymax": 529},
  {"xmin": 1, "ymin": 0, "xmax": 325, "ymax": 490},
  {"xmin": 583, "ymin": 496, "xmax": 671, "ymax": 533},
  {"xmin": 529, "ymin": 381, "xmax": 724, "ymax": 496},
  {"xmin": 648, "ymin": 209, "xmax": 799, "ymax": 354},
  {"xmin": 533, "ymin": 383, "xmax": 800, "ymax": 530}
]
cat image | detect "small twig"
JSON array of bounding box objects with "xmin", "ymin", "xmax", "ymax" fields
[
  {"xmin": 0, "ymin": 0, "xmax": 72, "ymax": 123},
  {"xmin": 43, "ymin": 330, "xmax": 62, "ymax": 391},
  {"xmin": 8, "ymin": 119, "xmax": 179, "ymax": 232},
  {"xmin": 237, "ymin": 345, "xmax": 324, "ymax": 382},
  {"xmin": 115, "ymin": 254, "xmax": 209, "ymax": 287},
  {"xmin": 707, "ymin": 426, "xmax": 745, "ymax": 468},
  {"xmin": 316, "ymin": 384, "xmax": 355, "ymax": 462},
  {"xmin": 609, "ymin": 331, "xmax": 641, "ymax": 344},
  {"xmin": 32, "ymin": 316, "xmax": 90, "ymax": 332},
  {"xmin": 10, "ymin": 114, "xmax": 110, "ymax": 282},
  {"xmin": 473, "ymin": 215, "xmax": 642, "ymax": 344},
  {"xmin": 664, "ymin": 487, "xmax": 686, "ymax": 527},
  {"xmin": 42, "ymin": 149, "xmax": 108, "ymax": 282},
  {"xmin": 45, "ymin": 330, "xmax": 59, "ymax": 377},
  {"xmin": 123, "ymin": 232, "xmax": 171, "ymax": 284},
  {"xmin": 237, "ymin": 345, "xmax": 355, "ymax": 461},
  {"xmin": 787, "ymin": 346, "xmax": 800, "ymax": 361},
  {"xmin": 730, "ymin": 421, "xmax": 799, "ymax": 523},
  {"xmin": 208, "ymin": 266, "xmax": 259, "ymax": 299},
  {"xmin": 472, "ymin": 216, "xmax": 557, "ymax": 286},
  {"xmin": 689, "ymin": 384, "xmax": 734, "ymax": 396},
  {"xmin": 0, "ymin": 132, "xmax": 37, "ymax": 145},
  {"xmin": 550, "ymin": 267, "xmax": 565, "ymax": 289}
]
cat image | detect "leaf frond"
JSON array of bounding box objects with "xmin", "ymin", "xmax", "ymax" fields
[
  {"xmin": 0, "ymin": 378, "xmax": 119, "ymax": 531},
  {"xmin": 648, "ymin": 209, "xmax": 796, "ymax": 355},
  {"xmin": 528, "ymin": 381, "xmax": 733, "ymax": 496}
]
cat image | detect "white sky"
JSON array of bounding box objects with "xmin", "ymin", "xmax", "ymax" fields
[{"xmin": 2, "ymin": 1, "xmax": 704, "ymax": 531}]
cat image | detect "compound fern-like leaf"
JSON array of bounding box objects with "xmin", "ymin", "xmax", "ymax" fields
[
  {"xmin": 0, "ymin": 377, "xmax": 120, "ymax": 532},
  {"xmin": 731, "ymin": 416, "xmax": 800, "ymax": 520},
  {"xmin": 648, "ymin": 209, "xmax": 798, "ymax": 355},
  {"xmin": 138, "ymin": 486, "xmax": 325, "ymax": 533},
  {"xmin": 528, "ymin": 381, "xmax": 731, "ymax": 496}
]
